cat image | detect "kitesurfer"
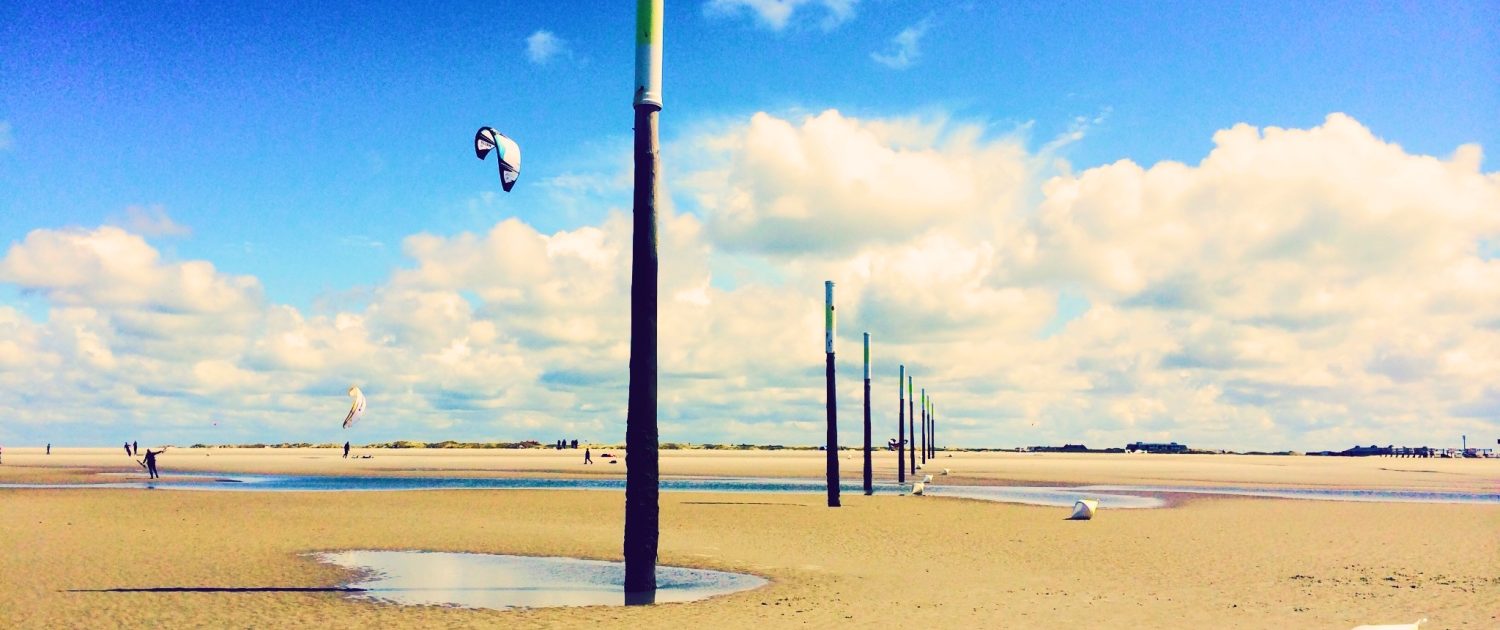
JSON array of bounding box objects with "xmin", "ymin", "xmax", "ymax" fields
[{"xmin": 142, "ymin": 447, "xmax": 166, "ymax": 479}]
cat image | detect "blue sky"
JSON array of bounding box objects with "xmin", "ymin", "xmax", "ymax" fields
[{"xmin": 1, "ymin": 1, "xmax": 1496, "ymax": 449}]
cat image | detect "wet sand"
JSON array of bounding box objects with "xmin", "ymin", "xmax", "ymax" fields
[{"xmin": 1, "ymin": 448, "xmax": 1496, "ymax": 628}]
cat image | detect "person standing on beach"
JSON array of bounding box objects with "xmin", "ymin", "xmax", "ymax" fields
[
  {"xmin": 123, "ymin": 442, "xmax": 131, "ymax": 456},
  {"xmin": 132, "ymin": 441, "xmax": 138, "ymax": 455},
  {"xmin": 46, "ymin": 443, "xmax": 50, "ymax": 455},
  {"xmin": 584, "ymin": 448, "xmax": 592, "ymax": 465},
  {"xmin": 142, "ymin": 447, "xmax": 166, "ymax": 479},
  {"xmin": 343, "ymin": 441, "xmax": 350, "ymax": 459}
]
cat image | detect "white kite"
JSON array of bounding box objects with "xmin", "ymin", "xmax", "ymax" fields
[
  {"xmin": 474, "ymin": 127, "xmax": 522, "ymax": 192},
  {"xmin": 343, "ymin": 386, "xmax": 366, "ymax": 429}
]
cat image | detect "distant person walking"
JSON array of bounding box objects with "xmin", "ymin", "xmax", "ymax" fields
[
  {"xmin": 343, "ymin": 441, "xmax": 350, "ymax": 459},
  {"xmin": 584, "ymin": 448, "xmax": 592, "ymax": 465},
  {"xmin": 132, "ymin": 441, "xmax": 138, "ymax": 456},
  {"xmin": 142, "ymin": 447, "xmax": 166, "ymax": 479},
  {"xmin": 124, "ymin": 442, "xmax": 132, "ymax": 456},
  {"xmin": 46, "ymin": 443, "xmax": 51, "ymax": 455}
]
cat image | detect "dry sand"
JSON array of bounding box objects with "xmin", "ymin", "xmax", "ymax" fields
[{"xmin": 1, "ymin": 447, "xmax": 1496, "ymax": 628}]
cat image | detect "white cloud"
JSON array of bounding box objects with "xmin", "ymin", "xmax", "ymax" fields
[
  {"xmin": 705, "ymin": 0, "xmax": 860, "ymax": 31},
  {"xmin": 525, "ymin": 30, "xmax": 568, "ymax": 64},
  {"xmin": 1, "ymin": 112, "xmax": 1496, "ymax": 451},
  {"xmin": 684, "ymin": 110, "xmax": 1028, "ymax": 256},
  {"xmin": 113, "ymin": 204, "xmax": 192, "ymax": 238},
  {"xmin": 0, "ymin": 226, "xmax": 259, "ymax": 313},
  {"xmin": 871, "ymin": 18, "xmax": 932, "ymax": 69}
]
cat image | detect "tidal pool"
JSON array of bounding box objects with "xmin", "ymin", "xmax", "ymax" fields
[
  {"xmin": 923, "ymin": 484, "xmax": 1165, "ymax": 508},
  {"xmin": 313, "ymin": 550, "xmax": 767, "ymax": 608}
]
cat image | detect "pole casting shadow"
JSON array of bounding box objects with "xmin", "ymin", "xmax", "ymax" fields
[{"xmin": 66, "ymin": 586, "xmax": 365, "ymax": 593}]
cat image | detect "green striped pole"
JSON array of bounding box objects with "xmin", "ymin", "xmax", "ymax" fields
[
  {"xmin": 862, "ymin": 332, "xmax": 872, "ymax": 496},
  {"xmin": 624, "ymin": 0, "xmax": 663, "ymax": 604},
  {"xmin": 825, "ymin": 281, "xmax": 840, "ymax": 508},
  {"xmin": 897, "ymin": 365, "xmax": 905, "ymax": 484},
  {"xmin": 908, "ymin": 376, "xmax": 916, "ymax": 476}
]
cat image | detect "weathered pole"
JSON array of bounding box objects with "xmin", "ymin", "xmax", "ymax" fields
[
  {"xmin": 920, "ymin": 388, "xmax": 927, "ymax": 466},
  {"xmin": 930, "ymin": 401, "xmax": 935, "ymax": 458},
  {"xmin": 862, "ymin": 332, "xmax": 872, "ymax": 496},
  {"xmin": 908, "ymin": 376, "xmax": 916, "ymax": 476},
  {"xmin": 897, "ymin": 364, "xmax": 906, "ymax": 484},
  {"xmin": 825, "ymin": 281, "xmax": 840, "ymax": 507},
  {"xmin": 624, "ymin": 0, "xmax": 663, "ymax": 604}
]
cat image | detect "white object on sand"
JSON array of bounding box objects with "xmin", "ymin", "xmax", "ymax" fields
[
  {"xmin": 922, "ymin": 474, "xmax": 933, "ymax": 483},
  {"xmin": 1068, "ymin": 499, "xmax": 1099, "ymax": 520},
  {"xmin": 1351, "ymin": 619, "xmax": 1426, "ymax": 630},
  {"xmin": 911, "ymin": 481, "xmax": 925, "ymax": 495},
  {"xmin": 941, "ymin": 468, "xmax": 950, "ymax": 475}
]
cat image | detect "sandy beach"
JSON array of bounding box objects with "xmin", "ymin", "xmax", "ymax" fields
[{"xmin": 2, "ymin": 447, "xmax": 1496, "ymax": 628}]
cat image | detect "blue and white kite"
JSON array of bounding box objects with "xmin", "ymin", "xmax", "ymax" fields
[{"xmin": 474, "ymin": 127, "xmax": 522, "ymax": 192}]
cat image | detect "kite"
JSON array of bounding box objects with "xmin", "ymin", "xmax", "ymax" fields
[
  {"xmin": 343, "ymin": 386, "xmax": 366, "ymax": 429},
  {"xmin": 474, "ymin": 127, "xmax": 522, "ymax": 191}
]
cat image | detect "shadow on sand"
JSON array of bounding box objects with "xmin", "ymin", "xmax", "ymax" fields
[
  {"xmin": 679, "ymin": 501, "xmax": 806, "ymax": 506},
  {"xmin": 66, "ymin": 586, "xmax": 365, "ymax": 593}
]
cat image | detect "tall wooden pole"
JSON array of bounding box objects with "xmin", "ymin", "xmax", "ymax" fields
[
  {"xmin": 897, "ymin": 365, "xmax": 905, "ymax": 484},
  {"xmin": 824, "ymin": 281, "xmax": 840, "ymax": 507},
  {"xmin": 862, "ymin": 332, "xmax": 872, "ymax": 496},
  {"xmin": 929, "ymin": 401, "xmax": 935, "ymax": 458},
  {"xmin": 908, "ymin": 376, "xmax": 916, "ymax": 476},
  {"xmin": 920, "ymin": 388, "xmax": 927, "ymax": 466},
  {"xmin": 624, "ymin": 0, "xmax": 663, "ymax": 603}
]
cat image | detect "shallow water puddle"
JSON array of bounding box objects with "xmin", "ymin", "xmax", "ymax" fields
[
  {"xmin": 924, "ymin": 485, "xmax": 1166, "ymax": 508},
  {"xmin": 5, "ymin": 475, "xmax": 1496, "ymax": 506},
  {"xmin": 312, "ymin": 550, "xmax": 767, "ymax": 608}
]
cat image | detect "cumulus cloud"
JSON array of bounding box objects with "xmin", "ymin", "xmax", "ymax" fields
[
  {"xmin": 684, "ymin": 110, "xmax": 1027, "ymax": 256},
  {"xmin": 1, "ymin": 111, "xmax": 1496, "ymax": 450},
  {"xmin": 705, "ymin": 0, "xmax": 860, "ymax": 31},
  {"xmin": 871, "ymin": 18, "xmax": 931, "ymax": 69},
  {"xmin": 112, "ymin": 205, "xmax": 192, "ymax": 238},
  {"xmin": 525, "ymin": 30, "xmax": 568, "ymax": 64},
  {"xmin": 0, "ymin": 226, "xmax": 258, "ymax": 313}
]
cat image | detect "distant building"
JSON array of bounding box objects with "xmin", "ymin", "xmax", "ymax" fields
[
  {"xmin": 1340, "ymin": 444, "xmax": 1394, "ymax": 457},
  {"xmin": 1027, "ymin": 444, "xmax": 1090, "ymax": 453},
  {"xmin": 1126, "ymin": 441, "xmax": 1188, "ymax": 454}
]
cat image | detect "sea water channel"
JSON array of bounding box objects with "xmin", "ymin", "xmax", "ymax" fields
[
  {"xmin": 5, "ymin": 473, "xmax": 1498, "ymax": 507},
  {"xmin": 9, "ymin": 474, "xmax": 1496, "ymax": 610}
]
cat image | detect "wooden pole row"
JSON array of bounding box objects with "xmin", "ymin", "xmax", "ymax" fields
[{"xmin": 823, "ymin": 282, "xmax": 947, "ymax": 503}]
